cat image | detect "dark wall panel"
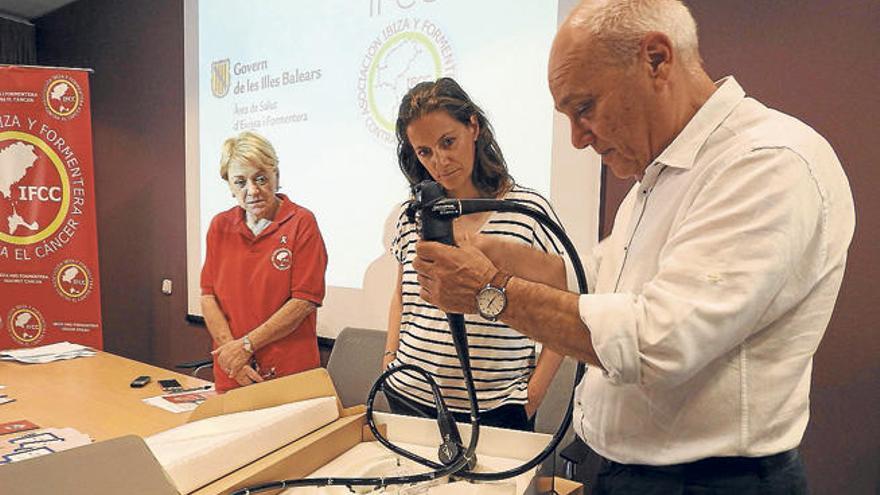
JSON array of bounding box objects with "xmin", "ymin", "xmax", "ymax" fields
[
  {"xmin": 602, "ymin": 2, "xmax": 880, "ymax": 493},
  {"xmin": 0, "ymin": 17, "xmax": 37, "ymax": 64},
  {"xmin": 689, "ymin": 4, "xmax": 879, "ymax": 494},
  {"xmin": 35, "ymin": 0, "xmax": 210, "ymax": 368}
]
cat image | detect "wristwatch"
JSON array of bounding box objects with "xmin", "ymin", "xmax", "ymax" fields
[
  {"xmin": 242, "ymin": 334, "xmax": 254, "ymax": 354},
  {"xmin": 476, "ymin": 270, "xmax": 513, "ymax": 321}
]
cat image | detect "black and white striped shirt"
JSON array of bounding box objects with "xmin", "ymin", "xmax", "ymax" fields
[{"xmin": 386, "ymin": 186, "xmax": 566, "ymax": 413}]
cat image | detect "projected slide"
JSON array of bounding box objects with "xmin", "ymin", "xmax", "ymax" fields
[{"xmin": 195, "ymin": 0, "xmax": 558, "ymax": 294}]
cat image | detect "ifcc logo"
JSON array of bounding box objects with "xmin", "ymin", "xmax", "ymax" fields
[
  {"xmin": 7, "ymin": 305, "xmax": 46, "ymax": 346},
  {"xmin": 52, "ymin": 259, "xmax": 93, "ymax": 302},
  {"xmin": 0, "ymin": 133, "xmax": 70, "ymax": 246},
  {"xmin": 357, "ymin": 19, "xmax": 456, "ymax": 145},
  {"xmin": 271, "ymin": 247, "xmax": 292, "ymax": 271},
  {"xmin": 211, "ymin": 59, "xmax": 231, "ymax": 98},
  {"xmin": 42, "ymin": 75, "xmax": 84, "ymax": 121}
]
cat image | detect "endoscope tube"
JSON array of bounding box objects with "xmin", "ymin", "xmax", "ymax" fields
[
  {"xmin": 232, "ymin": 195, "xmax": 589, "ymax": 493},
  {"xmin": 412, "ymin": 197, "xmax": 588, "ymax": 482}
]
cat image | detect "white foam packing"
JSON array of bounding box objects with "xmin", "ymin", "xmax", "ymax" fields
[
  {"xmin": 145, "ymin": 396, "xmax": 339, "ymax": 494},
  {"xmin": 281, "ymin": 441, "xmax": 522, "ymax": 495}
]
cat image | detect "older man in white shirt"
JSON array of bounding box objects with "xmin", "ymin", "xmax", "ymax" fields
[{"xmin": 412, "ymin": 0, "xmax": 855, "ymax": 493}]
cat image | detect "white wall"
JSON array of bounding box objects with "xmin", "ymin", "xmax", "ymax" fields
[
  {"xmin": 316, "ymin": 0, "xmax": 599, "ymax": 338},
  {"xmin": 315, "ymin": 117, "xmax": 601, "ymax": 338}
]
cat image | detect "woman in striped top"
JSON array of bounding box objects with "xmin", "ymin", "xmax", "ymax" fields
[{"xmin": 382, "ymin": 77, "xmax": 567, "ymax": 431}]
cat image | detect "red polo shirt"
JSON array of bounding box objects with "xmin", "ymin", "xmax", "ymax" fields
[{"xmin": 201, "ymin": 194, "xmax": 328, "ymax": 391}]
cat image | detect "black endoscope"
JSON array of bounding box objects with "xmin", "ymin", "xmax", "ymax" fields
[{"xmin": 233, "ymin": 180, "xmax": 588, "ymax": 494}]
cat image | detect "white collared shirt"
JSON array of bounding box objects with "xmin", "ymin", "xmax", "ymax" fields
[
  {"xmin": 245, "ymin": 212, "xmax": 272, "ymax": 236},
  {"xmin": 574, "ymin": 77, "xmax": 855, "ymax": 465}
]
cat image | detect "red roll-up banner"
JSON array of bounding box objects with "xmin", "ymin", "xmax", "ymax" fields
[{"xmin": 0, "ymin": 65, "xmax": 103, "ymax": 349}]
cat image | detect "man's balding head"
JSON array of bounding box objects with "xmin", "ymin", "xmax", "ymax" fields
[
  {"xmin": 548, "ymin": 0, "xmax": 715, "ymax": 180},
  {"xmin": 554, "ymin": 0, "xmax": 702, "ymax": 71}
]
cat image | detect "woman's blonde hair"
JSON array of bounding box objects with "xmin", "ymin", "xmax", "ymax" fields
[{"xmin": 219, "ymin": 131, "xmax": 279, "ymax": 183}]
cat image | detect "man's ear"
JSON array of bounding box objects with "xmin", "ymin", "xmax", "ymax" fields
[
  {"xmin": 649, "ymin": 52, "xmax": 663, "ymax": 71},
  {"xmin": 641, "ymin": 32, "xmax": 673, "ymax": 81}
]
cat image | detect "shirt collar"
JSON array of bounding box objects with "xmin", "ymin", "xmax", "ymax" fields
[
  {"xmin": 233, "ymin": 193, "xmax": 297, "ymax": 239},
  {"xmin": 272, "ymin": 193, "xmax": 297, "ymax": 224},
  {"xmin": 652, "ymin": 76, "xmax": 745, "ymax": 171}
]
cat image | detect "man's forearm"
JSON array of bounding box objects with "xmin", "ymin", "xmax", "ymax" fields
[
  {"xmin": 412, "ymin": 240, "xmax": 599, "ymax": 365},
  {"xmin": 502, "ymin": 277, "xmax": 601, "ymax": 367},
  {"xmin": 480, "ymin": 238, "xmax": 567, "ymax": 289}
]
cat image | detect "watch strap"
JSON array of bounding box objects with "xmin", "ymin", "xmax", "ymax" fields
[{"xmin": 489, "ymin": 269, "xmax": 513, "ymax": 291}]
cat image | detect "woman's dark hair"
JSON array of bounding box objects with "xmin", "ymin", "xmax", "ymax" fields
[{"xmin": 395, "ymin": 77, "xmax": 512, "ymax": 197}]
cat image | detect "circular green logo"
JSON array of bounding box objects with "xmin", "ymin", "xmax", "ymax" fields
[
  {"xmin": 358, "ymin": 20, "xmax": 455, "ymax": 145},
  {"xmin": 367, "ymin": 32, "xmax": 442, "ymax": 132}
]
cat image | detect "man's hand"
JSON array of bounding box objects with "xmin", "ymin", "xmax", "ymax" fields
[
  {"xmin": 413, "ymin": 240, "xmax": 497, "ymax": 313},
  {"xmin": 212, "ymin": 338, "xmax": 252, "ymax": 378},
  {"xmin": 467, "ymin": 233, "xmax": 506, "ymax": 263}
]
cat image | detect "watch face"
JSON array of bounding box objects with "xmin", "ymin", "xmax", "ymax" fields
[{"xmin": 477, "ymin": 286, "xmax": 506, "ymax": 320}]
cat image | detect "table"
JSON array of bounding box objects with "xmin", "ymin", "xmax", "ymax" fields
[{"xmin": 0, "ymin": 351, "xmax": 211, "ymax": 441}]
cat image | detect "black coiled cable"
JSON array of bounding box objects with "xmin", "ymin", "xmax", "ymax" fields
[{"xmin": 232, "ymin": 191, "xmax": 588, "ymax": 494}]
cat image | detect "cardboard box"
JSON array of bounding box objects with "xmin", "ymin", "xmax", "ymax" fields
[
  {"xmin": 0, "ymin": 368, "xmax": 583, "ymax": 495},
  {"xmin": 536, "ymin": 476, "xmax": 584, "ymax": 495},
  {"xmin": 0, "ymin": 434, "xmax": 179, "ymax": 495}
]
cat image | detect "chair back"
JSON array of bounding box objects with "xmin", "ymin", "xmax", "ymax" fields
[
  {"xmin": 175, "ymin": 358, "xmax": 215, "ymax": 381},
  {"xmin": 325, "ymin": 327, "xmax": 389, "ymax": 410}
]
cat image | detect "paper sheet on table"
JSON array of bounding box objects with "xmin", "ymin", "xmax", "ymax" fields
[
  {"xmin": 142, "ymin": 388, "xmax": 217, "ymax": 413},
  {"xmin": 0, "ymin": 342, "xmax": 96, "ymax": 364},
  {"xmin": 0, "ymin": 427, "xmax": 92, "ymax": 464}
]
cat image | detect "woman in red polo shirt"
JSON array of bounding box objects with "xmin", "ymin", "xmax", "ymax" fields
[{"xmin": 201, "ymin": 131, "xmax": 328, "ymax": 392}]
